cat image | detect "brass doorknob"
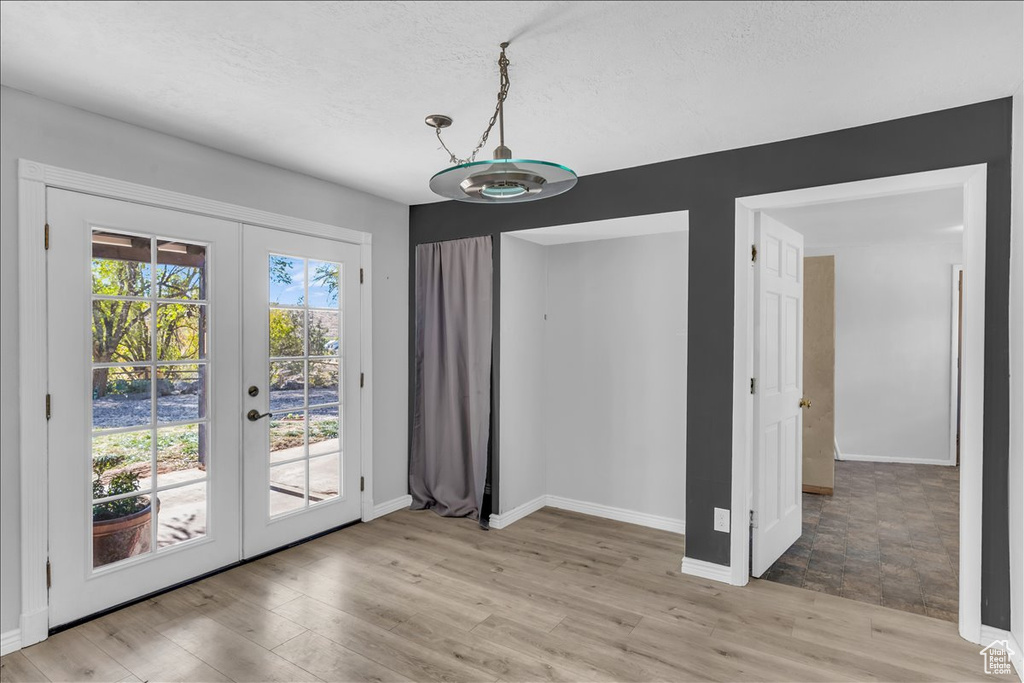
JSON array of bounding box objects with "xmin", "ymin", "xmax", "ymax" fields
[
  {"xmin": 247, "ymin": 409, "xmax": 273, "ymax": 421},
  {"xmin": 799, "ymin": 398, "xmax": 812, "ymax": 409}
]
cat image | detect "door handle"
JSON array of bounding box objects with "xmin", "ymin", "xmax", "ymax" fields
[
  {"xmin": 799, "ymin": 398, "xmax": 812, "ymax": 409},
  {"xmin": 247, "ymin": 409, "xmax": 273, "ymax": 421}
]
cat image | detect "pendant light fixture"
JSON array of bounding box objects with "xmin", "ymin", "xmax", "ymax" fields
[{"xmin": 426, "ymin": 42, "xmax": 577, "ymax": 204}]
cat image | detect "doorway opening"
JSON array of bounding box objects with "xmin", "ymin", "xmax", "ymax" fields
[
  {"xmin": 730, "ymin": 165, "xmax": 987, "ymax": 643},
  {"xmin": 757, "ymin": 188, "xmax": 965, "ymax": 622}
]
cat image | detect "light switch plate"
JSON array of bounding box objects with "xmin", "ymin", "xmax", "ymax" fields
[{"xmin": 714, "ymin": 507, "xmax": 730, "ymax": 533}]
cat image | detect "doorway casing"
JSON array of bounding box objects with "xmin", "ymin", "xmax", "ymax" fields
[
  {"xmin": 950, "ymin": 263, "xmax": 964, "ymax": 467},
  {"xmin": 15, "ymin": 159, "xmax": 376, "ymax": 650},
  {"xmin": 728, "ymin": 164, "xmax": 987, "ymax": 644}
]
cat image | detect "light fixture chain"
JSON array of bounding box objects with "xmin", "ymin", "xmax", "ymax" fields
[{"xmin": 435, "ymin": 45, "xmax": 511, "ymax": 165}]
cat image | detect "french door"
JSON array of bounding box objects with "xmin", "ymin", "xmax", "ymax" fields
[
  {"xmin": 46, "ymin": 190, "xmax": 363, "ymax": 627},
  {"xmin": 47, "ymin": 190, "xmax": 242, "ymax": 626},
  {"xmin": 241, "ymin": 226, "xmax": 362, "ymax": 556}
]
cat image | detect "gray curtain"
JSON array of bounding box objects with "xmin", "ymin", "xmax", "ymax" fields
[{"xmin": 410, "ymin": 236, "xmax": 493, "ymax": 519}]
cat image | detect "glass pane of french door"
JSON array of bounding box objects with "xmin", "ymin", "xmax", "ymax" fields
[
  {"xmin": 91, "ymin": 233, "xmax": 211, "ymax": 566},
  {"xmin": 242, "ymin": 226, "xmax": 362, "ymax": 557},
  {"xmin": 47, "ymin": 190, "xmax": 241, "ymax": 628},
  {"xmin": 267, "ymin": 255, "xmax": 343, "ymax": 515}
]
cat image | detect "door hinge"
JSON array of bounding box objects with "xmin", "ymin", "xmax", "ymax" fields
[
  {"xmin": 44, "ymin": 223, "xmax": 50, "ymax": 250},
  {"xmin": 750, "ymin": 510, "xmax": 758, "ymax": 528},
  {"xmin": 46, "ymin": 559, "xmax": 51, "ymax": 589},
  {"xmin": 750, "ymin": 378, "xmax": 756, "ymax": 394},
  {"xmin": 359, "ymin": 268, "xmax": 364, "ymax": 284},
  {"xmin": 46, "ymin": 394, "xmax": 51, "ymax": 420},
  {"xmin": 751, "ymin": 244, "xmax": 757, "ymax": 262},
  {"xmin": 360, "ymin": 372, "xmax": 364, "ymax": 388},
  {"xmin": 360, "ymin": 476, "xmax": 365, "ymax": 492}
]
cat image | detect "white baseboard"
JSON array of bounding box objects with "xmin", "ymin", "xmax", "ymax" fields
[
  {"xmin": 839, "ymin": 453, "xmax": 955, "ymax": 466},
  {"xmin": 489, "ymin": 495, "xmax": 547, "ymax": 529},
  {"xmin": 1, "ymin": 628, "xmax": 21, "ymax": 656},
  {"xmin": 487, "ymin": 494, "xmax": 685, "ymax": 535},
  {"xmin": 680, "ymin": 556, "xmax": 734, "ymax": 584},
  {"xmin": 979, "ymin": 625, "xmax": 1023, "ymax": 681},
  {"xmin": 368, "ymin": 495, "xmax": 412, "ymax": 521},
  {"xmin": 545, "ymin": 496, "xmax": 685, "ymax": 535},
  {"xmin": 18, "ymin": 608, "xmax": 46, "ymax": 650}
]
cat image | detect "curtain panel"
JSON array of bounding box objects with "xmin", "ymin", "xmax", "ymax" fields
[{"xmin": 410, "ymin": 236, "xmax": 493, "ymax": 519}]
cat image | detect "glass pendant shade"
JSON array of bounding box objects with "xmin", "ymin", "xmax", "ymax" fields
[
  {"xmin": 429, "ymin": 158, "xmax": 577, "ymax": 204},
  {"xmin": 426, "ymin": 44, "xmax": 575, "ymax": 204}
]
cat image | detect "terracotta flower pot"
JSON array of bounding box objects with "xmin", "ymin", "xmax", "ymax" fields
[{"xmin": 92, "ymin": 500, "xmax": 154, "ymax": 567}]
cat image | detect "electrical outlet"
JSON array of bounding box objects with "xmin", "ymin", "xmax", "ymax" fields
[{"xmin": 714, "ymin": 507, "xmax": 730, "ymax": 533}]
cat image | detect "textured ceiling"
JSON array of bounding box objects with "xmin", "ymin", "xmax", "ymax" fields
[
  {"xmin": 766, "ymin": 187, "xmax": 964, "ymax": 249},
  {"xmin": 1, "ymin": 1, "xmax": 1021, "ymax": 206}
]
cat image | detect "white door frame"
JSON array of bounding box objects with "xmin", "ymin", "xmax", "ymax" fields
[
  {"xmin": 16, "ymin": 159, "xmax": 375, "ymax": 649},
  {"xmin": 949, "ymin": 264, "xmax": 964, "ymax": 467},
  {"xmin": 729, "ymin": 164, "xmax": 987, "ymax": 646}
]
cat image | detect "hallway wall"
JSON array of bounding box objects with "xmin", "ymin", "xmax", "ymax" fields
[{"xmin": 805, "ymin": 241, "xmax": 963, "ymax": 464}]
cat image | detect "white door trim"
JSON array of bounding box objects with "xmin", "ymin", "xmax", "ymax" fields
[
  {"xmin": 16, "ymin": 158, "xmax": 375, "ymax": 649},
  {"xmin": 727, "ymin": 164, "xmax": 987, "ymax": 646},
  {"xmin": 950, "ymin": 264, "xmax": 964, "ymax": 467}
]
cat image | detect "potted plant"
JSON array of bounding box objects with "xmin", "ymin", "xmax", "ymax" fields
[{"xmin": 92, "ymin": 465, "xmax": 153, "ymax": 567}]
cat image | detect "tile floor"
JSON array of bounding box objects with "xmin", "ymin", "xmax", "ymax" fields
[{"xmin": 764, "ymin": 460, "xmax": 960, "ymax": 621}]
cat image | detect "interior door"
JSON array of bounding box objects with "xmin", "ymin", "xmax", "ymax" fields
[
  {"xmin": 241, "ymin": 225, "xmax": 362, "ymax": 557},
  {"xmin": 752, "ymin": 213, "xmax": 805, "ymax": 577},
  {"xmin": 47, "ymin": 190, "xmax": 241, "ymax": 627}
]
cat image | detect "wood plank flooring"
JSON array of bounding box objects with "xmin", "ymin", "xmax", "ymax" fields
[{"xmin": 1, "ymin": 507, "xmax": 1007, "ymax": 682}]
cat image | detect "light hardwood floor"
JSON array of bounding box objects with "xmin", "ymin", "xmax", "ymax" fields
[{"xmin": 0, "ymin": 507, "xmax": 1009, "ymax": 682}]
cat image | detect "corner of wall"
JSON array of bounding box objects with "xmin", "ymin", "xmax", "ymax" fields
[{"xmin": 1008, "ymin": 80, "xmax": 1024, "ymax": 658}]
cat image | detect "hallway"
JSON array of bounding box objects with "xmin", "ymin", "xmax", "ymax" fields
[{"xmin": 765, "ymin": 460, "xmax": 960, "ymax": 621}]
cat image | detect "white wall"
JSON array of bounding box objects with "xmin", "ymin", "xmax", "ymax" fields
[
  {"xmin": 806, "ymin": 241, "xmax": 962, "ymax": 464},
  {"xmin": 1008, "ymin": 82, "xmax": 1023, "ymax": 666},
  {"xmin": 499, "ymin": 231, "xmax": 688, "ymax": 523},
  {"xmin": 499, "ymin": 236, "xmax": 550, "ymax": 513},
  {"xmin": 0, "ymin": 87, "xmax": 409, "ymax": 634},
  {"xmin": 545, "ymin": 232, "xmax": 688, "ymax": 521}
]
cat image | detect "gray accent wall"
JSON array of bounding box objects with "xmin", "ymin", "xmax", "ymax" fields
[{"xmin": 409, "ymin": 98, "xmax": 1015, "ymax": 629}]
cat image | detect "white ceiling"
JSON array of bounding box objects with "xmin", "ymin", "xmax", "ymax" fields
[
  {"xmin": 1, "ymin": 2, "xmax": 1021, "ymax": 206},
  {"xmin": 765, "ymin": 187, "xmax": 964, "ymax": 249},
  {"xmin": 508, "ymin": 211, "xmax": 688, "ymax": 245}
]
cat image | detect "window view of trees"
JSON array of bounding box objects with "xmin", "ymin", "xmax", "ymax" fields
[
  {"xmin": 267, "ymin": 255, "xmax": 341, "ymax": 499},
  {"xmin": 92, "ymin": 243, "xmax": 206, "ymax": 398},
  {"xmin": 92, "ymin": 235, "xmax": 209, "ymax": 513},
  {"xmin": 90, "ymin": 244, "xmax": 345, "ymax": 526}
]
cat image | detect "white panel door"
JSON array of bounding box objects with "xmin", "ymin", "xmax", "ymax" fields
[
  {"xmin": 47, "ymin": 190, "xmax": 241, "ymax": 627},
  {"xmin": 241, "ymin": 226, "xmax": 362, "ymax": 557},
  {"xmin": 752, "ymin": 213, "xmax": 805, "ymax": 577}
]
